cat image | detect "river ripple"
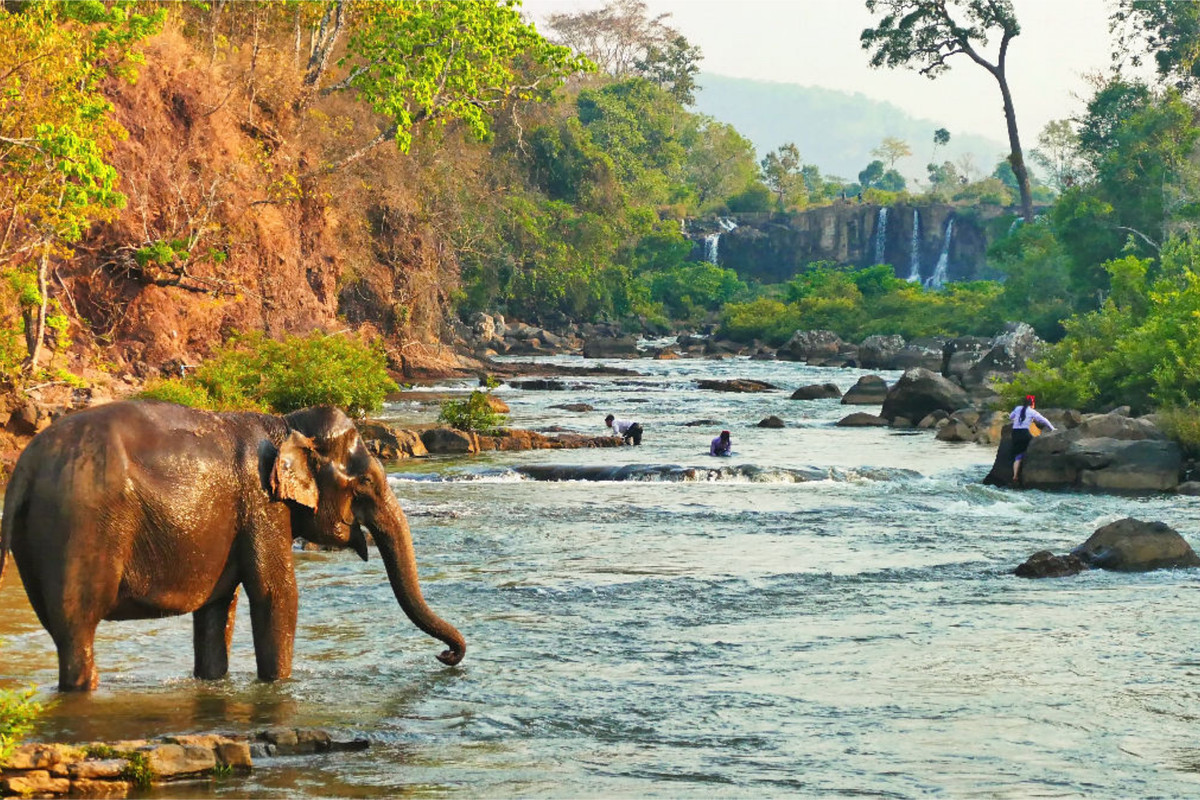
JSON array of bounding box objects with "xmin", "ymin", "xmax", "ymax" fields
[{"xmin": 3, "ymin": 355, "xmax": 1200, "ymax": 797}]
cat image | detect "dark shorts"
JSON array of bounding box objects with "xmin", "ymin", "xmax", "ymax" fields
[
  {"xmin": 1011, "ymin": 427, "xmax": 1033, "ymax": 459},
  {"xmin": 625, "ymin": 423, "xmax": 643, "ymax": 445}
]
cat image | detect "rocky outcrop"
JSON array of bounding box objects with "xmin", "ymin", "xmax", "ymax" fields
[
  {"xmin": 841, "ymin": 375, "xmax": 889, "ymax": 405},
  {"xmin": 0, "ymin": 728, "xmax": 364, "ymax": 798},
  {"xmin": 582, "ymin": 336, "xmax": 639, "ymax": 359},
  {"xmin": 836, "ymin": 412, "xmax": 889, "ymax": 427},
  {"xmin": 880, "ymin": 368, "xmax": 970, "ymax": 423},
  {"xmin": 857, "ymin": 335, "xmax": 906, "ymax": 370},
  {"xmin": 790, "ymin": 383, "xmax": 841, "ymax": 400},
  {"xmin": 983, "ymin": 412, "xmax": 1182, "ymax": 492},
  {"xmin": 891, "ymin": 338, "xmax": 947, "ymax": 371},
  {"xmin": 697, "ymin": 379, "xmax": 777, "ymax": 393},
  {"xmin": 1016, "ymin": 518, "xmax": 1200, "ymax": 577},
  {"xmin": 778, "ymin": 330, "xmax": 844, "ymax": 363}
]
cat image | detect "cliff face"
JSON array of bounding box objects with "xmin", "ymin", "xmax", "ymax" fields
[
  {"xmin": 59, "ymin": 29, "xmax": 456, "ymax": 378},
  {"xmin": 697, "ymin": 203, "xmax": 1009, "ymax": 285}
]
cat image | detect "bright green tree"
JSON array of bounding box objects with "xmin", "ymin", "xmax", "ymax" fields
[
  {"xmin": 313, "ymin": 0, "xmax": 590, "ymax": 172},
  {"xmin": 0, "ymin": 1, "xmax": 162, "ymax": 372}
]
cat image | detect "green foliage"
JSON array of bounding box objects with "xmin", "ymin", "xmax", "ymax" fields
[
  {"xmin": 720, "ymin": 263, "xmax": 1005, "ymax": 345},
  {"xmin": 138, "ymin": 332, "xmax": 397, "ymax": 416},
  {"xmin": 437, "ymin": 377, "xmax": 506, "ymax": 433},
  {"xmin": 121, "ymin": 751, "xmax": 154, "ymax": 789},
  {"xmin": 339, "ymin": 0, "xmax": 589, "ymax": 155},
  {"xmin": 646, "ymin": 262, "xmax": 746, "ymax": 320},
  {"xmin": 1156, "ymin": 405, "xmax": 1200, "ymax": 457},
  {"xmin": 999, "ymin": 237, "xmax": 1200, "ymax": 413},
  {"xmin": 0, "ymin": 686, "xmax": 42, "ymax": 763}
]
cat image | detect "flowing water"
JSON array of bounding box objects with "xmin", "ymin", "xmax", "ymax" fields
[{"xmin": 4, "ymin": 354, "xmax": 1200, "ymax": 798}]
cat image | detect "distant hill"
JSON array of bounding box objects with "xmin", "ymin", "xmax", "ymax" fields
[{"xmin": 694, "ymin": 73, "xmax": 1009, "ymax": 184}]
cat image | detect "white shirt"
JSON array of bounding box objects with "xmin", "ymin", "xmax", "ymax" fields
[
  {"xmin": 609, "ymin": 418, "xmax": 637, "ymax": 436},
  {"xmin": 1010, "ymin": 405, "xmax": 1053, "ymax": 431}
]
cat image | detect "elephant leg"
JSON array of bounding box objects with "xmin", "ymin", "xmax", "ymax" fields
[
  {"xmin": 244, "ymin": 567, "xmax": 298, "ymax": 682},
  {"xmin": 193, "ymin": 591, "xmax": 239, "ymax": 680},
  {"xmin": 52, "ymin": 625, "xmax": 100, "ymax": 692}
]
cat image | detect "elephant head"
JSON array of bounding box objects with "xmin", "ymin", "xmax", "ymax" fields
[{"xmin": 260, "ymin": 406, "xmax": 465, "ymax": 666}]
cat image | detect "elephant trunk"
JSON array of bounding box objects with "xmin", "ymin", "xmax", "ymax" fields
[{"xmin": 369, "ymin": 488, "xmax": 465, "ymax": 666}]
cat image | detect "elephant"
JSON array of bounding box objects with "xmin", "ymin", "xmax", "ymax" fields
[{"xmin": 0, "ymin": 400, "xmax": 465, "ymax": 691}]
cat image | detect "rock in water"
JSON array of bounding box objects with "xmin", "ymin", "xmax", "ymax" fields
[{"xmin": 1070, "ymin": 518, "xmax": 1200, "ymax": 572}]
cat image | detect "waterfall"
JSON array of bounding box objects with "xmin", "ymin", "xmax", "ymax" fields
[
  {"xmin": 704, "ymin": 233, "xmax": 720, "ymax": 264},
  {"xmin": 1008, "ymin": 217, "xmax": 1022, "ymax": 236},
  {"xmin": 704, "ymin": 219, "xmax": 737, "ymax": 264},
  {"xmin": 873, "ymin": 207, "xmax": 889, "ymax": 265},
  {"xmin": 924, "ymin": 218, "xmax": 954, "ymax": 290},
  {"xmin": 906, "ymin": 209, "xmax": 921, "ymax": 282}
]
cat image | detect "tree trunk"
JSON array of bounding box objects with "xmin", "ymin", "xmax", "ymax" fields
[
  {"xmin": 368, "ymin": 476, "xmax": 466, "ymax": 665},
  {"xmin": 22, "ymin": 239, "xmax": 50, "ymax": 373},
  {"xmin": 996, "ymin": 74, "xmax": 1035, "ymax": 223}
]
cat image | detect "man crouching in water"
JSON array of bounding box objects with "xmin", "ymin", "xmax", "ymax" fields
[{"xmin": 605, "ymin": 414, "xmax": 643, "ymax": 445}]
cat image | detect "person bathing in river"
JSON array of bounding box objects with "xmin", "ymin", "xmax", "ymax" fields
[
  {"xmin": 710, "ymin": 430, "xmax": 732, "ymax": 457},
  {"xmin": 605, "ymin": 414, "xmax": 643, "ymax": 445},
  {"xmin": 1010, "ymin": 394, "xmax": 1054, "ymax": 482}
]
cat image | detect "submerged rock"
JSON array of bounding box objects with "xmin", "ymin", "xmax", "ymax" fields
[
  {"xmin": 790, "ymin": 382, "xmax": 841, "ymax": 400},
  {"xmin": 1015, "ymin": 518, "xmax": 1200, "ymax": 578}
]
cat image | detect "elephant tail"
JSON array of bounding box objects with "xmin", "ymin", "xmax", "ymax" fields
[{"xmin": 0, "ymin": 457, "xmax": 31, "ymax": 586}]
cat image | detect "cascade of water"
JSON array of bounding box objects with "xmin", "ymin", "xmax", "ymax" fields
[
  {"xmin": 906, "ymin": 209, "xmax": 922, "ymax": 282},
  {"xmin": 704, "ymin": 233, "xmax": 720, "ymax": 264},
  {"xmin": 873, "ymin": 207, "xmax": 889, "ymax": 265},
  {"xmin": 924, "ymin": 218, "xmax": 954, "ymax": 290},
  {"xmin": 719, "ymin": 217, "xmax": 739, "ymax": 232},
  {"xmin": 1008, "ymin": 217, "xmax": 1022, "ymax": 235}
]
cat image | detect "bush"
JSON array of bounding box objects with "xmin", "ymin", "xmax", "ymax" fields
[
  {"xmin": 138, "ymin": 332, "xmax": 397, "ymax": 416},
  {"xmin": 437, "ymin": 377, "xmax": 507, "ymax": 433},
  {"xmin": 0, "ymin": 686, "xmax": 42, "ymax": 762},
  {"xmin": 1157, "ymin": 405, "xmax": 1200, "ymax": 457}
]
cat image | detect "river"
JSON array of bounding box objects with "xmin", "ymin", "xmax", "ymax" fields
[{"xmin": 3, "ymin": 354, "xmax": 1200, "ymax": 798}]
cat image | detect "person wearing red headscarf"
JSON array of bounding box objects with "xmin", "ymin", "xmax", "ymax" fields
[{"xmin": 1009, "ymin": 395, "xmax": 1054, "ymax": 482}]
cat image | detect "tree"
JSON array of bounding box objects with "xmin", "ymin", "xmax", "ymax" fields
[
  {"xmin": 761, "ymin": 143, "xmax": 805, "ymax": 210},
  {"xmin": 311, "ymin": 1, "xmax": 589, "ymax": 172},
  {"xmin": 931, "ymin": 127, "xmax": 951, "ymax": 167},
  {"xmin": 861, "ymin": 0, "xmax": 1036, "ymax": 222},
  {"xmin": 872, "ymin": 136, "xmax": 912, "ymax": 169},
  {"xmin": 859, "ymin": 159, "xmax": 906, "ymax": 192},
  {"xmin": 1110, "ymin": 1, "xmax": 1200, "ymax": 88},
  {"xmin": 1031, "ymin": 119, "xmax": 1082, "ymax": 192},
  {"xmin": 0, "ymin": 1, "xmax": 163, "ymax": 372},
  {"xmin": 544, "ymin": 0, "xmax": 702, "ymax": 101},
  {"xmin": 683, "ymin": 118, "xmax": 759, "ymax": 210}
]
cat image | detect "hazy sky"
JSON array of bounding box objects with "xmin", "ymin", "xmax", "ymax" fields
[{"xmin": 521, "ymin": 0, "xmax": 1116, "ymax": 145}]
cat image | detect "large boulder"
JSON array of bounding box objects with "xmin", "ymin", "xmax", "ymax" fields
[
  {"xmin": 880, "ymin": 368, "xmax": 971, "ymax": 423},
  {"xmin": 790, "ymin": 382, "xmax": 842, "ymax": 400},
  {"xmin": 841, "ymin": 375, "xmax": 889, "ymax": 405},
  {"xmin": 582, "ymin": 336, "xmax": 639, "ymax": 359},
  {"xmin": 963, "ymin": 322, "xmax": 1042, "ymax": 389},
  {"xmin": 857, "ymin": 335, "xmax": 906, "ymax": 370},
  {"xmin": 778, "ymin": 329, "xmax": 844, "ymax": 363},
  {"xmin": 941, "ymin": 336, "xmax": 993, "ymax": 382},
  {"xmin": 983, "ymin": 413, "xmax": 1182, "ymax": 491},
  {"xmin": 890, "ymin": 337, "xmax": 947, "ymax": 371},
  {"xmin": 1071, "ymin": 518, "xmax": 1200, "ymax": 571}
]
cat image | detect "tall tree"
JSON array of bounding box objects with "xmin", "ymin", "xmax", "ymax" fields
[
  {"xmin": 872, "ymin": 136, "xmax": 912, "ymax": 169},
  {"xmin": 760, "ymin": 143, "xmax": 805, "ymax": 210},
  {"xmin": 1030, "ymin": 119, "xmax": 1082, "ymax": 192},
  {"xmin": 544, "ymin": 0, "xmax": 702, "ymax": 104},
  {"xmin": 861, "ymin": 0, "xmax": 1036, "ymax": 222}
]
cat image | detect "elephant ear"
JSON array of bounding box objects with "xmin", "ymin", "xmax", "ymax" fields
[{"xmin": 269, "ymin": 431, "xmax": 319, "ymax": 509}]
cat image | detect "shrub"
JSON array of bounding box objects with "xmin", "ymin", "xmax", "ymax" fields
[
  {"xmin": 0, "ymin": 686, "xmax": 42, "ymax": 762},
  {"xmin": 437, "ymin": 377, "xmax": 507, "ymax": 433},
  {"xmin": 138, "ymin": 332, "xmax": 397, "ymax": 416},
  {"xmin": 1157, "ymin": 405, "xmax": 1200, "ymax": 457}
]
